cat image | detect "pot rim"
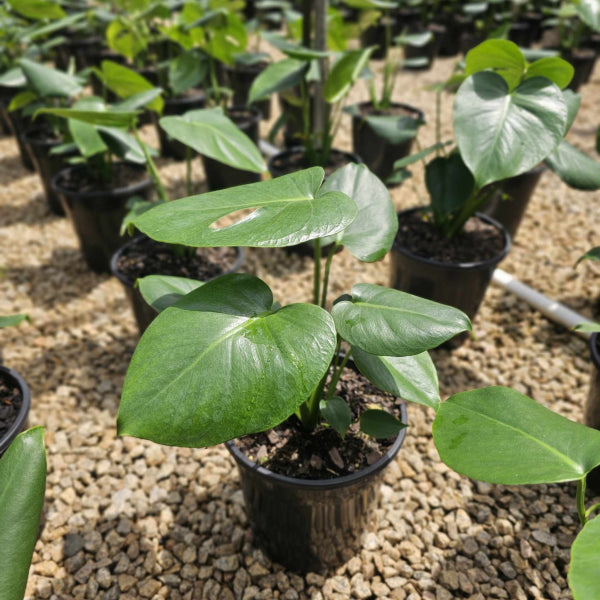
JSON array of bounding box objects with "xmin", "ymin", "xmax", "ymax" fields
[
  {"xmin": 349, "ymin": 101, "xmax": 425, "ymax": 123},
  {"xmin": 164, "ymin": 89, "xmax": 206, "ymax": 107},
  {"xmin": 226, "ymin": 104, "xmax": 263, "ymax": 125},
  {"xmin": 226, "ymin": 400, "xmax": 407, "ymax": 491},
  {"xmin": 50, "ymin": 162, "xmax": 152, "ymax": 201},
  {"xmin": 110, "ymin": 235, "xmax": 245, "ymax": 289},
  {"xmin": 590, "ymin": 333, "xmax": 600, "ymax": 370},
  {"xmin": 267, "ymin": 146, "xmax": 363, "ymax": 176},
  {"xmin": 393, "ymin": 207, "xmax": 511, "ymax": 270},
  {"xmin": 0, "ymin": 365, "xmax": 31, "ymax": 455}
]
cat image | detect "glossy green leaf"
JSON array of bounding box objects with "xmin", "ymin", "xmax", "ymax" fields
[
  {"xmin": 361, "ymin": 114, "xmax": 421, "ymax": 146},
  {"xmin": 577, "ymin": 246, "xmax": 600, "ymax": 264},
  {"xmin": 563, "ymin": 89, "xmax": 582, "ymax": 133},
  {"xmin": 248, "ymin": 58, "xmax": 309, "ymax": 103},
  {"xmin": 324, "ymin": 48, "xmax": 374, "ymax": 104},
  {"xmin": 114, "ymin": 89, "xmax": 164, "ymax": 112},
  {"xmin": 360, "ymin": 409, "xmax": 405, "ymax": 438},
  {"xmin": 454, "ymin": 72, "xmax": 568, "ymax": 188},
  {"xmin": 0, "ymin": 427, "xmax": 46, "ymax": 600},
  {"xmin": 106, "ymin": 20, "xmax": 146, "ymax": 61},
  {"xmin": 575, "ymin": 0, "xmax": 600, "ymax": 32},
  {"xmin": 320, "ymin": 396, "xmax": 352, "ymax": 438},
  {"xmin": 159, "ymin": 108, "xmax": 266, "ymax": 173},
  {"xmin": 464, "ymin": 39, "xmax": 526, "ymax": 91},
  {"xmin": 18, "ymin": 59, "xmax": 81, "ymax": 99},
  {"xmin": 574, "ymin": 322, "xmax": 600, "ymax": 333},
  {"xmin": 0, "ymin": 68, "xmax": 25, "ymax": 88},
  {"xmin": 118, "ymin": 274, "xmax": 337, "ymax": 447},
  {"xmin": 97, "ymin": 126, "xmax": 150, "ymax": 164},
  {"xmin": 137, "ymin": 275, "xmax": 205, "ymax": 313},
  {"xmin": 319, "ymin": 163, "xmax": 397, "ymax": 262},
  {"xmin": 352, "ymin": 349, "xmax": 440, "ymax": 410},
  {"xmin": 0, "ymin": 314, "xmax": 30, "ymax": 328},
  {"xmin": 393, "ymin": 142, "xmax": 449, "ymax": 171},
  {"xmin": 36, "ymin": 107, "xmax": 139, "ymax": 128},
  {"xmin": 8, "ymin": 90, "xmax": 36, "ymax": 113},
  {"xmin": 395, "ymin": 31, "xmax": 433, "ymax": 47},
  {"xmin": 545, "ymin": 140, "xmax": 600, "ymax": 190},
  {"xmin": 339, "ymin": 0, "xmax": 395, "ymax": 9},
  {"xmin": 524, "ymin": 56, "xmax": 574, "ymax": 90},
  {"xmin": 432, "ymin": 387, "xmax": 600, "ymax": 484},
  {"xmin": 134, "ymin": 167, "xmax": 358, "ymax": 248},
  {"xmin": 332, "ymin": 284, "xmax": 472, "ymax": 357},
  {"xmin": 7, "ymin": 0, "xmax": 65, "ymax": 19},
  {"xmin": 262, "ymin": 33, "xmax": 331, "ymax": 59},
  {"xmin": 570, "ymin": 516, "xmax": 600, "ymax": 600},
  {"xmin": 169, "ymin": 51, "xmax": 207, "ymax": 96},
  {"xmin": 69, "ymin": 118, "xmax": 107, "ymax": 158}
]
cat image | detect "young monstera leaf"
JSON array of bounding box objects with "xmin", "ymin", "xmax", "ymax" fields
[{"xmin": 569, "ymin": 515, "xmax": 600, "ymax": 600}]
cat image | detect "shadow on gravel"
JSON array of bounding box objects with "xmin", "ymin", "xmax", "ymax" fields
[
  {"xmin": 0, "ymin": 192, "xmax": 54, "ymax": 227},
  {"xmin": 0, "ymin": 153, "xmax": 28, "ymax": 186}
]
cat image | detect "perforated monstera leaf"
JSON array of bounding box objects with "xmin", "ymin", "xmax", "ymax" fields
[
  {"xmin": 118, "ymin": 274, "xmax": 337, "ymax": 447},
  {"xmin": 133, "ymin": 167, "xmax": 358, "ymax": 248}
]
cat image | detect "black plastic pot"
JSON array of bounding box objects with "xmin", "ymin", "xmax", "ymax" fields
[
  {"xmin": 224, "ymin": 62, "xmax": 272, "ymax": 120},
  {"xmin": 0, "ymin": 365, "xmax": 31, "ymax": 456},
  {"xmin": 391, "ymin": 209, "xmax": 510, "ymax": 344},
  {"xmin": 154, "ymin": 91, "xmax": 206, "ymax": 160},
  {"xmin": 51, "ymin": 163, "xmax": 153, "ymax": 273},
  {"xmin": 226, "ymin": 401, "xmax": 407, "ymax": 572},
  {"xmin": 480, "ymin": 164, "xmax": 546, "ymax": 240},
  {"xmin": 509, "ymin": 22, "xmax": 533, "ymax": 47},
  {"xmin": 586, "ymin": 333, "xmax": 600, "ymax": 492},
  {"xmin": 201, "ymin": 106, "xmax": 262, "ymax": 191},
  {"xmin": 55, "ymin": 35, "xmax": 103, "ymax": 71},
  {"xmin": 520, "ymin": 12, "xmax": 544, "ymax": 43},
  {"xmin": 0, "ymin": 89, "xmax": 35, "ymax": 171},
  {"xmin": 403, "ymin": 24, "xmax": 444, "ymax": 71},
  {"xmin": 564, "ymin": 48, "xmax": 597, "ymax": 90},
  {"xmin": 436, "ymin": 15, "xmax": 471, "ymax": 57},
  {"xmin": 360, "ymin": 17, "xmax": 396, "ymax": 60},
  {"xmin": 350, "ymin": 102, "xmax": 424, "ymax": 185},
  {"xmin": 268, "ymin": 147, "xmax": 362, "ymax": 179},
  {"xmin": 278, "ymin": 91, "xmax": 332, "ymax": 149},
  {"xmin": 110, "ymin": 237, "xmax": 245, "ymax": 334}
]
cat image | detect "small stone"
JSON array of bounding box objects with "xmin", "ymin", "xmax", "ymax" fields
[
  {"xmin": 138, "ymin": 578, "xmax": 161, "ymax": 598},
  {"xmin": 440, "ymin": 571, "xmax": 458, "ymax": 591},
  {"xmin": 35, "ymin": 560, "xmax": 58, "ymax": 577},
  {"xmin": 214, "ymin": 555, "xmax": 239, "ymax": 572},
  {"xmin": 462, "ymin": 538, "xmax": 478, "ymax": 556},
  {"xmin": 63, "ymin": 533, "xmax": 84, "ymax": 557},
  {"xmin": 330, "ymin": 575, "xmax": 351, "ymax": 595},
  {"xmin": 363, "ymin": 532, "xmax": 380, "ymax": 551},
  {"xmin": 531, "ymin": 530, "xmax": 557, "ymax": 546},
  {"xmin": 35, "ymin": 577, "xmax": 53, "ymax": 599},
  {"xmin": 499, "ymin": 561, "xmax": 517, "ymax": 579},
  {"xmin": 74, "ymin": 562, "xmax": 94, "ymax": 584},
  {"xmin": 350, "ymin": 574, "xmax": 371, "ymax": 599},
  {"xmin": 96, "ymin": 567, "xmax": 112, "ymax": 589},
  {"xmin": 118, "ymin": 575, "xmax": 137, "ymax": 592}
]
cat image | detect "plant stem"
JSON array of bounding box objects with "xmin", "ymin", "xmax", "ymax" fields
[
  {"xmin": 577, "ymin": 477, "xmax": 588, "ymax": 526},
  {"xmin": 585, "ymin": 501, "xmax": 600, "ymax": 519},
  {"xmin": 313, "ymin": 237, "xmax": 322, "ymax": 305},
  {"xmin": 186, "ymin": 146, "xmax": 192, "ymax": 196},
  {"xmin": 134, "ymin": 128, "xmax": 169, "ymax": 203},
  {"xmin": 320, "ymin": 241, "xmax": 339, "ymax": 308},
  {"xmin": 435, "ymin": 88, "xmax": 442, "ymax": 151},
  {"xmin": 325, "ymin": 350, "xmax": 350, "ymax": 400}
]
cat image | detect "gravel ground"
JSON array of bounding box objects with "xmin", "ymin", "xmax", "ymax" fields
[{"xmin": 1, "ymin": 50, "xmax": 600, "ymax": 600}]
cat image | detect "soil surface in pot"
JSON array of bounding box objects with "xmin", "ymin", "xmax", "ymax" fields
[
  {"xmin": 270, "ymin": 150, "xmax": 355, "ymax": 177},
  {"xmin": 396, "ymin": 211, "xmax": 505, "ymax": 264},
  {"xmin": 0, "ymin": 374, "xmax": 22, "ymax": 439},
  {"xmin": 55, "ymin": 163, "xmax": 146, "ymax": 194},
  {"xmin": 227, "ymin": 107, "xmax": 257, "ymax": 128},
  {"xmin": 115, "ymin": 236, "xmax": 239, "ymax": 281},
  {"xmin": 233, "ymin": 368, "xmax": 403, "ymax": 479},
  {"xmin": 358, "ymin": 104, "xmax": 419, "ymax": 118}
]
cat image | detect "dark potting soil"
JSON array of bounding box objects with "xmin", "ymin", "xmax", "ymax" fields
[
  {"xmin": 116, "ymin": 236, "xmax": 239, "ymax": 282},
  {"xmin": 396, "ymin": 211, "xmax": 505, "ymax": 264},
  {"xmin": 55, "ymin": 163, "xmax": 147, "ymax": 194},
  {"xmin": 270, "ymin": 150, "xmax": 355, "ymax": 177},
  {"xmin": 233, "ymin": 367, "xmax": 403, "ymax": 480},
  {"xmin": 0, "ymin": 375, "xmax": 22, "ymax": 440},
  {"xmin": 227, "ymin": 107, "xmax": 256, "ymax": 128}
]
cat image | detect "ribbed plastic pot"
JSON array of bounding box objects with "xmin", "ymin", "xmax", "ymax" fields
[
  {"xmin": 51, "ymin": 163, "xmax": 153, "ymax": 273},
  {"xmin": 226, "ymin": 401, "xmax": 407, "ymax": 572},
  {"xmin": 110, "ymin": 237, "xmax": 245, "ymax": 334},
  {"xmin": 224, "ymin": 62, "xmax": 272, "ymax": 120},
  {"xmin": 585, "ymin": 333, "xmax": 600, "ymax": 492},
  {"xmin": 0, "ymin": 365, "xmax": 31, "ymax": 457},
  {"xmin": 391, "ymin": 209, "xmax": 510, "ymax": 345},
  {"xmin": 350, "ymin": 102, "xmax": 424, "ymax": 185}
]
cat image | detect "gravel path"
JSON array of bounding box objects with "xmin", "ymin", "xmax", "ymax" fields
[{"xmin": 1, "ymin": 53, "xmax": 599, "ymax": 600}]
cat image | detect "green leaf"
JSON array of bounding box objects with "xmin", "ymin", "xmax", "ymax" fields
[
  {"xmin": 7, "ymin": 0, "xmax": 65, "ymax": 19},
  {"xmin": 0, "ymin": 314, "xmax": 30, "ymax": 328},
  {"xmin": 248, "ymin": 58, "xmax": 309, "ymax": 103},
  {"xmin": 134, "ymin": 167, "xmax": 358, "ymax": 248},
  {"xmin": 570, "ymin": 516, "xmax": 600, "ymax": 600},
  {"xmin": 0, "ymin": 68, "xmax": 26, "ymax": 88},
  {"xmin": 69, "ymin": 119, "xmax": 108, "ymax": 158},
  {"xmin": 454, "ymin": 72, "xmax": 568, "ymax": 188},
  {"xmin": 395, "ymin": 31, "xmax": 433, "ymax": 47},
  {"xmin": 18, "ymin": 58, "xmax": 81, "ymax": 99},
  {"xmin": 361, "ymin": 114, "xmax": 421, "ymax": 146},
  {"xmin": 100, "ymin": 61, "xmax": 163, "ymax": 113},
  {"xmin": 0, "ymin": 427, "xmax": 46, "ymax": 600},
  {"xmin": 320, "ymin": 396, "xmax": 352, "ymax": 438},
  {"xmin": 432, "ymin": 387, "xmax": 600, "ymax": 484},
  {"xmin": 524, "ymin": 56, "xmax": 574, "ymax": 90},
  {"xmin": 324, "ymin": 47, "xmax": 375, "ymax": 104},
  {"xmin": 563, "ymin": 89, "xmax": 582, "ymax": 133},
  {"xmin": 332, "ymin": 284, "xmax": 472, "ymax": 357},
  {"xmin": 262, "ymin": 33, "xmax": 331, "ymax": 59},
  {"xmin": 113, "ymin": 89, "xmax": 164, "ymax": 112},
  {"xmin": 118, "ymin": 274, "xmax": 337, "ymax": 447},
  {"xmin": 97, "ymin": 126, "xmax": 150, "ymax": 164},
  {"xmin": 319, "ymin": 163, "xmax": 397, "ymax": 262},
  {"xmin": 137, "ymin": 275, "xmax": 205, "ymax": 313},
  {"xmin": 106, "ymin": 19, "xmax": 146, "ymax": 61},
  {"xmin": 169, "ymin": 51, "xmax": 207, "ymax": 96},
  {"xmin": 159, "ymin": 108, "xmax": 266, "ymax": 173},
  {"xmin": 393, "ymin": 142, "xmax": 449, "ymax": 171},
  {"xmin": 360, "ymin": 409, "xmax": 405, "ymax": 438},
  {"xmin": 545, "ymin": 140, "xmax": 600, "ymax": 191},
  {"xmin": 574, "ymin": 0, "xmax": 600, "ymax": 32},
  {"xmin": 426, "ymin": 154, "xmax": 475, "ymax": 221},
  {"xmin": 577, "ymin": 246, "xmax": 600, "ymax": 264},
  {"xmin": 574, "ymin": 322, "xmax": 600, "ymax": 333},
  {"xmin": 36, "ymin": 107, "xmax": 139, "ymax": 128},
  {"xmin": 464, "ymin": 39, "xmax": 526, "ymax": 91},
  {"xmin": 8, "ymin": 90, "xmax": 36, "ymax": 113},
  {"xmin": 352, "ymin": 349, "xmax": 440, "ymax": 410}
]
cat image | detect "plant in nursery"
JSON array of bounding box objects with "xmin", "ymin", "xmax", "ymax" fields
[
  {"xmin": 543, "ymin": 0, "xmax": 600, "ymax": 52},
  {"xmin": 117, "ymin": 164, "xmax": 473, "ymax": 451}
]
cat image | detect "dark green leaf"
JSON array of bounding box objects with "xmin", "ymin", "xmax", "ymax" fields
[
  {"xmin": 576, "ymin": 246, "xmax": 600, "ymax": 265},
  {"xmin": 545, "ymin": 140, "xmax": 600, "ymax": 191},
  {"xmin": 320, "ymin": 396, "xmax": 352, "ymax": 438},
  {"xmin": 360, "ymin": 409, "xmax": 405, "ymax": 438},
  {"xmin": 169, "ymin": 51, "xmax": 207, "ymax": 96},
  {"xmin": 137, "ymin": 275, "xmax": 205, "ymax": 312},
  {"xmin": 69, "ymin": 118, "xmax": 108, "ymax": 158},
  {"xmin": 324, "ymin": 47, "xmax": 374, "ymax": 104},
  {"xmin": 563, "ymin": 89, "xmax": 582, "ymax": 133},
  {"xmin": 248, "ymin": 58, "xmax": 309, "ymax": 103},
  {"xmin": 362, "ymin": 114, "xmax": 421, "ymax": 145},
  {"xmin": 464, "ymin": 39, "xmax": 526, "ymax": 91},
  {"xmin": 8, "ymin": 90, "xmax": 36, "ymax": 113},
  {"xmin": 524, "ymin": 56, "xmax": 574, "ymax": 89},
  {"xmin": 97, "ymin": 126, "xmax": 150, "ymax": 164},
  {"xmin": 18, "ymin": 58, "xmax": 81, "ymax": 99},
  {"xmin": 7, "ymin": 0, "xmax": 65, "ymax": 19},
  {"xmin": 262, "ymin": 32, "xmax": 331, "ymax": 59},
  {"xmin": 432, "ymin": 386, "xmax": 600, "ymax": 484},
  {"xmin": 393, "ymin": 142, "xmax": 448, "ymax": 171},
  {"xmin": 569, "ymin": 516, "xmax": 600, "ymax": 600},
  {"xmin": 426, "ymin": 154, "xmax": 475, "ymax": 220},
  {"xmin": 36, "ymin": 107, "xmax": 139, "ymax": 128}
]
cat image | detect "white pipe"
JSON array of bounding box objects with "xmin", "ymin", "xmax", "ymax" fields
[{"xmin": 492, "ymin": 269, "xmax": 594, "ymax": 339}]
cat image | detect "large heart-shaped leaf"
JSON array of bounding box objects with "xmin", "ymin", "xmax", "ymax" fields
[
  {"xmin": 432, "ymin": 387, "xmax": 600, "ymax": 484},
  {"xmin": 0, "ymin": 427, "xmax": 46, "ymax": 600},
  {"xmin": 248, "ymin": 58, "xmax": 309, "ymax": 103},
  {"xmin": 332, "ymin": 284, "xmax": 472, "ymax": 357},
  {"xmin": 159, "ymin": 108, "xmax": 266, "ymax": 173},
  {"xmin": 454, "ymin": 71, "xmax": 568, "ymax": 188},
  {"xmin": 137, "ymin": 275, "xmax": 205, "ymax": 313},
  {"xmin": 319, "ymin": 163, "xmax": 397, "ymax": 262},
  {"xmin": 118, "ymin": 274, "xmax": 337, "ymax": 447},
  {"xmin": 545, "ymin": 140, "xmax": 600, "ymax": 191},
  {"xmin": 569, "ymin": 516, "xmax": 600, "ymax": 600},
  {"xmin": 352, "ymin": 348, "xmax": 440, "ymax": 410},
  {"xmin": 563, "ymin": 89, "xmax": 582, "ymax": 134},
  {"xmin": 133, "ymin": 167, "xmax": 358, "ymax": 248},
  {"xmin": 464, "ymin": 39, "xmax": 526, "ymax": 91},
  {"xmin": 324, "ymin": 47, "xmax": 374, "ymax": 104},
  {"xmin": 19, "ymin": 58, "xmax": 81, "ymax": 98}
]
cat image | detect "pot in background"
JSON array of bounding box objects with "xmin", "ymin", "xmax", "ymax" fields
[
  {"xmin": 268, "ymin": 147, "xmax": 362, "ymax": 179},
  {"xmin": 520, "ymin": 12, "xmax": 544, "ymax": 43},
  {"xmin": 360, "ymin": 16, "xmax": 397, "ymax": 60},
  {"xmin": 51, "ymin": 163, "xmax": 153, "ymax": 273},
  {"xmin": 586, "ymin": 333, "xmax": 600, "ymax": 492},
  {"xmin": 508, "ymin": 22, "xmax": 533, "ymax": 48},
  {"xmin": 564, "ymin": 48, "xmax": 597, "ymax": 90},
  {"xmin": 0, "ymin": 90, "xmax": 35, "ymax": 171},
  {"xmin": 0, "ymin": 365, "xmax": 31, "ymax": 457},
  {"xmin": 224, "ymin": 62, "xmax": 272, "ymax": 120}
]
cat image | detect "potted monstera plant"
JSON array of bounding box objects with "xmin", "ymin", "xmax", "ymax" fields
[{"xmin": 116, "ymin": 164, "xmax": 474, "ymax": 571}]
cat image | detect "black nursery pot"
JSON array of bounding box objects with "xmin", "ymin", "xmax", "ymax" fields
[
  {"xmin": 224, "ymin": 62, "xmax": 272, "ymax": 120},
  {"xmin": 110, "ymin": 237, "xmax": 245, "ymax": 334},
  {"xmin": 226, "ymin": 402, "xmax": 407, "ymax": 572},
  {"xmin": 585, "ymin": 333, "xmax": 600, "ymax": 492},
  {"xmin": 51, "ymin": 163, "xmax": 153, "ymax": 273},
  {"xmin": 0, "ymin": 365, "xmax": 31, "ymax": 456},
  {"xmin": 391, "ymin": 209, "xmax": 510, "ymax": 344},
  {"xmin": 564, "ymin": 48, "xmax": 597, "ymax": 90},
  {"xmin": 480, "ymin": 164, "xmax": 546, "ymax": 240},
  {"xmin": 267, "ymin": 147, "xmax": 362, "ymax": 179},
  {"xmin": 360, "ymin": 17, "xmax": 396, "ymax": 60},
  {"xmin": 201, "ymin": 106, "xmax": 262, "ymax": 191},
  {"xmin": 155, "ymin": 91, "xmax": 206, "ymax": 160},
  {"xmin": 351, "ymin": 102, "xmax": 424, "ymax": 185},
  {"xmin": 508, "ymin": 22, "xmax": 533, "ymax": 48},
  {"xmin": 0, "ymin": 93, "xmax": 35, "ymax": 172}
]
